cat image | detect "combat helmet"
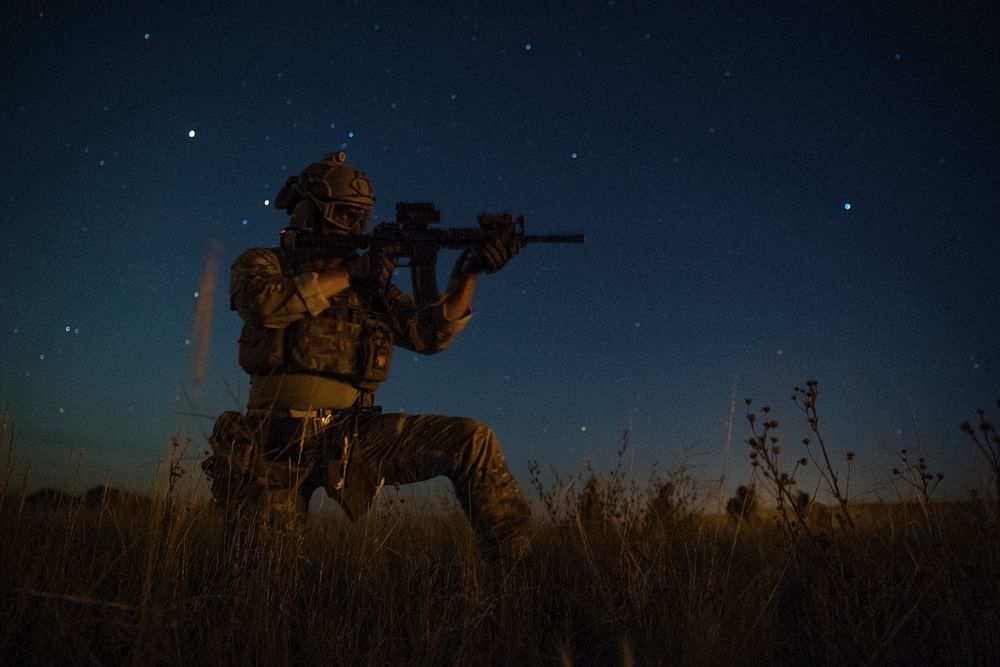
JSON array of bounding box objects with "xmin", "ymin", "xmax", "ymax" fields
[{"xmin": 276, "ymin": 152, "xmax": 375, "ymax": 231}]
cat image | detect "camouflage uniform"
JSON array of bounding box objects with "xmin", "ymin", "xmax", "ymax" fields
[{"xmin": 205, "ymin": 246, "xmax": 532, "ymax": 559}]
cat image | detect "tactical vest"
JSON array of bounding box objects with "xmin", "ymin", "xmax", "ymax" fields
[{"xmin": 237, "ymin": 250, "xmax": 394, "ymax": 392}]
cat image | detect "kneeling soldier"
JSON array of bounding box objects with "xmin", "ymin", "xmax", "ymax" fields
[{"xmin": 204, "ymin": 152, "xmax": 533, "ymax": 561}]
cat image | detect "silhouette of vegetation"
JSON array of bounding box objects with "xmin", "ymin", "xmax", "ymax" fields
[
  {"xmin": 891, "ymin": 448, "xmax": 945, "ymax": 530},
  {"xmin": 25, "ymin": 485, "xmax": 148, "ymax": 509},
  {"xmin": 1, "ymin": 386, "xmax": 998, "ymax": 665},
  {"xmin": 962, "ymin": 400, "xmax": 1000, "ymax": 515},
  {"xmin": 725, "ymin": 484, "xmax": 758, "ymax": 523}
]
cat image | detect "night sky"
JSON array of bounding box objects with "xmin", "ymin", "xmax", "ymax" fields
[{"xmin": 2, "ymin": 2, "xmax": 998, "ymax": 502}]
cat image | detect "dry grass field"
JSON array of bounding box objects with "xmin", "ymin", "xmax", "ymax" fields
[{"xmin": 1, "ymin": 396, "xmax": 998, "ymax": 665}]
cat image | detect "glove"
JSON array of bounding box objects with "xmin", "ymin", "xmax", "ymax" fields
[
  {"xmin": 461, "ymin": 237, "xmax": 520, "ymax": 275},
  {"xmin": 342, "ymin": 245, "xmax": 399, "ymax": 292}
]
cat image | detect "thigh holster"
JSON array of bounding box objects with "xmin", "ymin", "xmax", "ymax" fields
[{"xmin": 203, "ymin": 411, "xmax": 261, "ymax": 509}]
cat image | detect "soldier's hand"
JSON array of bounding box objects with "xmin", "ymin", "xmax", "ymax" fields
[
  {"xmin": 371, "ymin": 243, "xmax": 402, "ymax": 288},
  {"xmin": 463, "ymin": 237, "xmax": 520, "ymax": 275},
  {"xmin": 340, "ymin": 253, "xmax": 372, "ymax": 286},
  {"xmin": 343, "ymin": 244, "xmax": 400, "ymax": 289}
]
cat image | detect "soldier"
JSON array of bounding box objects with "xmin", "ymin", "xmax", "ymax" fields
[{"xmin": 204, "ymin": 152, "xmax": 533, "ymax": 561}]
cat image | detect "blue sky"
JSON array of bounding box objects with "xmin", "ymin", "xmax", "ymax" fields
[{"xmin": 2, "ymin": 2, "xmax": 997, "ymax": 502}]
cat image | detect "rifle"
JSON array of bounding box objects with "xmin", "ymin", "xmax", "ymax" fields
[{"xmin": 280, "ymin": 202, "xmax": 584, "ymax": 305}]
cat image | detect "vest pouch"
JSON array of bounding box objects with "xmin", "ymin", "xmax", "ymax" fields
[
  {"xmin": 286, "ymin": 311, "xmax": 362, "ymax": 377},
  {"xmin": 359, "ymin": 319, "xmax": 393, "ymax": 383},
  {"xmin": 238, "ymin": 324, "xmax": 285, "ymax": 374}
]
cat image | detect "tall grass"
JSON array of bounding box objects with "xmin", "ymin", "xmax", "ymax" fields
[{"xmin": 1, "ymin": 392, "xmax": 998, "ymax": 666}]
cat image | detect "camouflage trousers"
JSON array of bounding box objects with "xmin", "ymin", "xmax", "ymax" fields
[{"xmin": 204, "ymin": 409, "xmax": 533, "ymax": 560}]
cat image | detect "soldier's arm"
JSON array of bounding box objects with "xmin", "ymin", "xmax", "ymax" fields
[
  {"xmin": 386, "ymin": 242, "xmax": 517, "ymax": 352},
  {"xmin": 384, "ymin": 281, "xmax": 472, "ymax": 354},
  {"xmin": 230, "ymin": 248, "xmax": 349, "ymax": 328},
  {"xmin": 442, "ymin": 272, "xmax": 476, "ymax": 321},
  {"xmin": 438, "ymin": 235, "xmax": 517, "ymax": 320}
]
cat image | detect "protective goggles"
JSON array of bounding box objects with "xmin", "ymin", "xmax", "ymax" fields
[{"xmin": 302, "ymin": 191, "xmax": 372, "ymax": 231}]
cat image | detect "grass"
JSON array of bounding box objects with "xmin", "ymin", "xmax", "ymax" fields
[{"xmin": 1, "ymin": 391, "xmax": 999, "ymax": 666}]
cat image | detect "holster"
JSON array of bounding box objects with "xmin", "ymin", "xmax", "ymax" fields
[
  {"xmin": 326, "ymin": 404, "xmax": 384, "ymax": 521},
  {"xmin": 203, "ymin": 411, "xmax": 260, "ymax": 508},
  {"xmin": 324, "ymin": 405, "xmax": 384, "ymax": 521},
  {"xmin": 327, "ymin": 454, "xmax": 383, "ymax": 521}
]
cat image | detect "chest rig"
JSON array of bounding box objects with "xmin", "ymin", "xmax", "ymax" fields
[{"xmin": 237, "ymin": 250, "xmax": 394, "ymax": 392}]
